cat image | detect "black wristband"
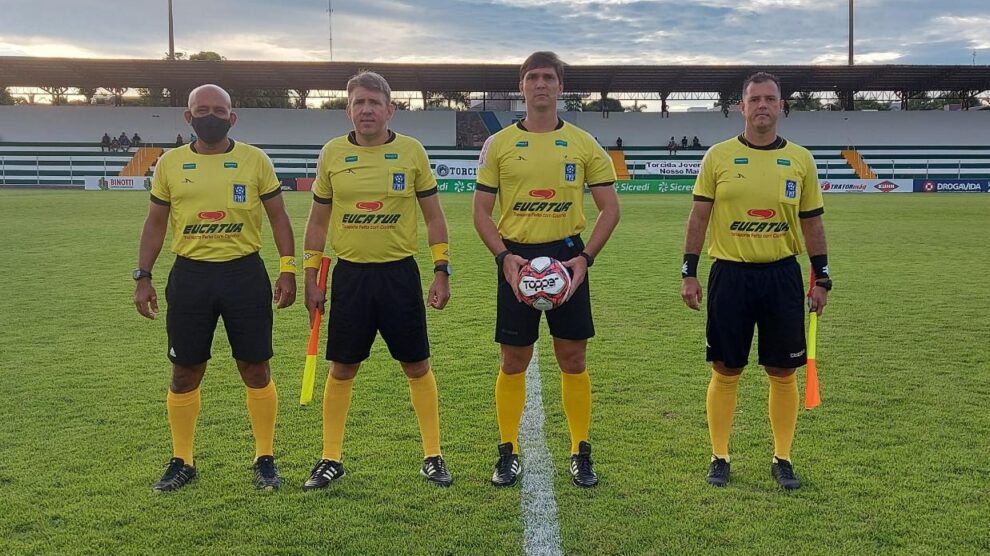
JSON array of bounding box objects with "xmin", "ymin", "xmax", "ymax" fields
[
  {"xmin": 495, "ymin": 249, "xmax": 511, "ymax": 267},
  {"xmin": 809, "ymin": 254, "xmax": 829, "ymax": 279},
  {"xmin": 682, "ymin": 254, "xmax": 700, "ymax": 278},
  {"xmin": 579, "ymin": 251, "xmax": 594, "ymax": 268}
]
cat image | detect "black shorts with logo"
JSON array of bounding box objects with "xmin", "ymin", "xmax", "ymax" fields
[
  {"xmin": 496, "ymin": 235, "xmax": 594, "ymax": 346},
  {"xmin": 706, "ymin": 256, "xmax": 807, "ymax": 369},
  {"xmin": 326, "ymin": 256, "xmax": 430, "ymax": 364},
  {"xmin": 165, "ymin": 252, "xmax": 273, "ymax": 366}
]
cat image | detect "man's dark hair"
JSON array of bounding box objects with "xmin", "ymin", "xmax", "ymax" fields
[
  {"xmin": 742, "ymin": 72, "xmax": 782, "ymax": 98},
  {"xmin": 520, "ymin": 51, "xmax": 565, "ymax": 82}
]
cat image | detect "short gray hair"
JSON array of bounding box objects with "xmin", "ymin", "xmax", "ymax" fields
[{"xmin": 346, "ymin": 71, "xmax": 392, "ymax": 103}]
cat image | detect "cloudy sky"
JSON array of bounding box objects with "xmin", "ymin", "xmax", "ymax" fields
[{"xmin": 1, "ymin": 0, "xmax": 987, "ymax": 66}]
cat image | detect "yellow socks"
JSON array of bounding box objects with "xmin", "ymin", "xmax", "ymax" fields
[
  {"xmin": 408, "ymin": 370, "xmax": 442, "ymax": 458},
  {"xmin": 768, "ymin": 373, "xmax": 799, "ymax": 461},
  {"xmin": 706, "ymin": 371, "xmax": 740, "ymax": 460},
  {"xmin": 166, "ymin": 387, "xmax": 201, "ymax": 464},
  {"xmin": 495, "ymin": 369, "xmax": 526, "ymax": 453},
  {"xmin": 245, "ymin": 381, "xmax": 278, "ymax": 460},
  {"xmin": 560, "ymin": 370, "xmax": 592, "ymax": 454},
  {"xmin": 321, "ymin": 375, "xmax": 354, "ymax": 461}
]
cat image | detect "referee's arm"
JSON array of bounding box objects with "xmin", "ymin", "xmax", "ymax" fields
[{"xmin": 681, "ymin": 199, "xmax": 714, "ymax": 310}]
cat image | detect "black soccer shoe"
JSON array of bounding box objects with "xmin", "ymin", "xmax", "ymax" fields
[
  {"xmin": 421, "ymin": 455, "xmax": 453, "ymax": 487},
  {"xmin": 491, "ymin": 442, "xmax": 522, "ymax": 487},
  {"xmin": 153, "ymin": 457, "xmax": 197, "ymax": 493},
  {"xmin": 303, "ymin": 459, "xmax": 346, "ymax": 491},
  {"xmin": 570, "ymin": 441, "xmax": 599, "ymax": 488},
  {"xmin": 771, "ymin": 458, "xmax": 801, "ymax": 490},
  {"xmin": 706, "ymin": 457, "xmax": 730, "ymax": 487},
  {"xmin": 253, "ymin": 455, "xmax": 281, "ymax": 492}
]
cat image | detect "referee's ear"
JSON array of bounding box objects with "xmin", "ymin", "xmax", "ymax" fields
[{"xmin": 227, "ymin": 112, "xmax": 238, "ymax": 128}]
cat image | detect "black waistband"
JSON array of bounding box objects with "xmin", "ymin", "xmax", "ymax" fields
[
  {"xmin": 337, "ymin": 255, "xmax": 415, "ymax": 269},
  {"xmin": 503, "ymin": 235, "xmax": 582, "ymax": 250},
  {"xmin": 175, "ymin": 251, "xmax": 261, "ymax": 268},
  {"xmin": 714, "ymin": 255, "xmax": 797, "ymax": 268}
]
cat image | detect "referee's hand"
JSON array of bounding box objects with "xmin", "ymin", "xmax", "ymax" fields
[
  {"xmin": 502, "ymin": 254, "xmax": 528, "ymax": 303},
  {"xmin": 273, "ymin": 273, "xmax": 297, "ymax": 309},
  {"xmin": 304, "ymin": 276, "xmax": 326, "ymax": 325},
  {"xmin": 134, "ymin": 280, "xmax": 159, "ymax": 319},
  {"xmin": 681, "ymin": 277, "xmax": 703, "ymax": 311}
]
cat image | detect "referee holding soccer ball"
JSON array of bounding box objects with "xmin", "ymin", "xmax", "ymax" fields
[{"xmin": 473, "ymin": 51, "xmax": 619, "ymax": 488}]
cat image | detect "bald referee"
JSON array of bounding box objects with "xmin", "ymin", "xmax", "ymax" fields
[
  {"xmin": 681, "ymin": 72, "xmax": 831, "ymax": 490},
  {"xmin": 474, "ymin": 52, "xmax": 620, "ymax": 488},
  {"xmin": 301, "ymin": 71, "xmax": 453, "ymax": 489},
  {"xmin": 134, "ymin": 84, "xmax": 296, "ymax": 492}
]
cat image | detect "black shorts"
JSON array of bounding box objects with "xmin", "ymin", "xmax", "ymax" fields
[
  {"xmin": 165, "ymin": 252, "xmax": 273, "ymax": 366},
  {"xmin": 326, "ymin": 256, "xmax": 430, "ymax": 364},
  {"xmin": 496, "ymin": 235, "xmax": 594, "ymax": 346},
  {"xmin": 706, "ymin": 256, "xmax": 807, "ymax": 369}
]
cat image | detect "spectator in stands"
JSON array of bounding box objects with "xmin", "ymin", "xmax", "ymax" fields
[
  {"xmin": 661, "ymin": 98, "xmax": 669, "ymax": 118},
  {"xmin": 132, "ymin": 133, "xmax": 142, "ymax": 148},
  {"xmin": 101, "ymin": 132, "xmax": 111, "ymax": 152},
  {"xmin": 175, "ymin": 134, "xmax": 185, "ymax": 147},
  {"xmin": 120, "ymin": 133, "xmax": 132, "ymax": 151},
  {"xmin": 692, "ymin": 136, "xmax": 702, "ymax": 149},
  {"xmin": 616, "ymin": 137, "xmax": 623, "ymax": 150},
  {"xmin": 722, "ymin": 103, "xmax": 730, "ymax": 118},
  {"xmin": 110, "ymin": 137, "xmax": 121, "ymax": 152},
  {"xmin": 681, "ymin": 136, "xmax": 688, "ymax": 150},
  {"xmin": 668, "ymin": 136, "xmax": 678, "ymax": 156},
  {"xmin": 783, "ymin": 99, "xmax": 791, "ymax": 117}
]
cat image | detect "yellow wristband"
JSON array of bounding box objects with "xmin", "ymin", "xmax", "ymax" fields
[
  {"xmin": 303, "ymin": 250, "xmax": 324, "ymax": 270},
  {"xmin": 279, "ymin": 256, "xmax": 297, "ymax": 274},
  {"xmin": 430, "ymin": 243, "xmax": 450, "ymax": 264}
]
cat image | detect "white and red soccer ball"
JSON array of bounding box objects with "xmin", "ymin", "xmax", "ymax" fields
[{"xmin": 517, "ymin": 256, "xmax": 572, "ymax": 311}]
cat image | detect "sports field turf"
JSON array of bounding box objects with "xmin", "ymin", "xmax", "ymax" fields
[{"xmin": 0, "ymin": 190, "xmax": 987, "ymax": 555}]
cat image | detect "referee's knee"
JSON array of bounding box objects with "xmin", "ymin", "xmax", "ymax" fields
[
  {"xmin": 764, "ymin": 366, "xmax": 796, "ymax": 377},
  {"xmin": 712, "ymin": 361, "xmax": 743, "ymax": 376}
]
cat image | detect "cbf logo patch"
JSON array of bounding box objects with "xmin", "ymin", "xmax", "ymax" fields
[
  {"xmin": 785, "ymin": 180, "xmax": 797, "ymax": 199},
  {"xmin": 564, "ymin": 163, "xmax": 577, "ymax": 182},
  {"xmin": 232, "ymin": 183, "xmax": 247, "ymax": 203},
  {"xmin": 392, "ymin": 172, "xmax": 406, "ymax": 192}
]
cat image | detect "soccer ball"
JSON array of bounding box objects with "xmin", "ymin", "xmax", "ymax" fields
[{"xmin": 517, "ymin": 256, "xmax": 572, "ymax": 311}]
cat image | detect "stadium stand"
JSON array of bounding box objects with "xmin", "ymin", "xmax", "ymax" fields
[{"xmin": 2, "ymin": 106, "xmax": 989, "ymax": 185}]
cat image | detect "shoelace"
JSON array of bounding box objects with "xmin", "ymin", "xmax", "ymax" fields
[
  {"xmin": 775, "ymin": 461, "xmax": 795, "ymax": 479},
  {"xmin": 574, "ymin": 454, "xmax": 594, "ymax": 475},
  {"xmin": 427, "ymin": 457, "xmax": 448, "ymax": 475},
  {"xmin": 312, "ymin": 460, "xmax": 336, "ymax": 478},
  {"xmin": 257, "ymin": 459, "xmax": 277, "ymax": 479},
  {"xmin": 711, "ymin": 460, "xmax": 729, "ymax": 475},
  {"xmin": 496, "ymin": 455, "xmax": 516, "ymax": 475},
  {"xmin": 162, "ymin": 459, "xmax": 186, "ymax": 479}
]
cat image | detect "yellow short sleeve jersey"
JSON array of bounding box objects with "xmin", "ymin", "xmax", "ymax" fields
[
  {"xmin": 150, "ymin": 140, "xmax": 282, "ymax": 262},
  {"xmin": 693, "ymin": 135, "xmax": 824, "ymax": 263},
  {"xmin": 476, "ymin": 120, "xmax": 616, "ymax": 244},
  {"xmin": 312, "ymin": 131, "xmax": 437, "ymax": 263}
]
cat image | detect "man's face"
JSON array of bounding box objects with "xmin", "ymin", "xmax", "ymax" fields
[
  {"xmin": 346, "ymin": 86, "xmax": 394, "ymax": 137},
  {"xmin": 520, "ymin": 67, "xmax": 563, "ymax": 111},
  {"xmin": 741, "ymin": 80, "xmax": 782, "ymax": 133},
  {"xmin": 184, "ymin": 87, "xmax": 235, "ymax": 126}
]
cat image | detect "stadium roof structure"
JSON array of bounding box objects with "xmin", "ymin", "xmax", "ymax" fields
[{"xmin": 2, "ymin": 56, "xmax": 988, "ymax": 97}]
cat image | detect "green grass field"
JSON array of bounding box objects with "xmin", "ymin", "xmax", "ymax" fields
[{"xmin": 1, "ymin": 190, "xmax": 988, "ymax": 555}]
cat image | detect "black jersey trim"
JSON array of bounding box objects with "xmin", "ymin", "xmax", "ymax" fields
[
  {"xmin": 313, "ymin": 194, "xmax": 332, "ymax": 205},
  {"xmin": 799, "ymin": 207, "xmax": 825, "ymax": 219},
  {"xmin": 150, "ymin": 194, "xmax": 170, "ymax": 206},
  {"xmin": 416, "ymin": 187, "xmax": 438, "ymax": 198},
  {"xmin": 348, "ymin": 130, "xmax": 396, "ymax": 146},
  {"xmin": 693, "ymin": 194, "xmax": 715, "ymax": 202},
  {"xmin": 189, "ymin": 138, "xmax": 236, "ymax": 154},
  {"xmin": 736, "ymin": 134, "xmax": 787, "ymax": 150},
  {"xmin": 476, "ymin": 183, "xmax": 498, "ymax": 194},
  {"xmin": 515, "ymin": 118, "xmax": 565, "ymax": 132},
  {"xmin": 588, "ymin": 181, "xmax": 614, "ymax": 188},
  {"xmin": 259, "ymin": 189, "xmax": 282, "ymax": 201}
]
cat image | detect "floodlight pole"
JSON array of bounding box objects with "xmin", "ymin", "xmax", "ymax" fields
[
  {"xmin": 328, "ymin": 0, "xmax": 334, "ymax": 62},
  {"xmin": 168, "ymin": 0, "xmax": 175, "ymax": 60},
  {"xmin": 848, "ymin": 0, "xmax": 854, "ymax": 65}
]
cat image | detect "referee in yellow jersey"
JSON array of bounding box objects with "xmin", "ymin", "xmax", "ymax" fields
[
  {"xmin": 681, "ymin": 72, "xmax": 831, "ymax": 490},
  {"xmin": 134, "ymin": 84, "xmax": 296, "ymax": 492},
  {"xmin": 474, "ymin": 52, "xmax": 620, "ymax": 488},
  {"xmin": 301, "ymin": 71, "xmax": 453, "ymax": 489}
]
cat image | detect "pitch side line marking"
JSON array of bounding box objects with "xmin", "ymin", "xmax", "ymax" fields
[{"xmin": 519, "ymin": 348, "xmax": 563, "ymax": 556}]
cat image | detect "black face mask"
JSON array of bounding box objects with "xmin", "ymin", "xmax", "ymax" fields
[{"xmin": 190, "ymin": 114, "xmax": 231, "ymax": 144}]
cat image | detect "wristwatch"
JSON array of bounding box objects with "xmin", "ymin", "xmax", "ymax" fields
[
  {"xmin": 814, "ymin": 278, "xmax": 833, "ymax": 291},
  {"xmin": 133, "ymin": 269, "xmax": 153, "ymax": 281},
  {"xmin": 434, "ymin": 263, "xmax": 452, "ymax": 276}
]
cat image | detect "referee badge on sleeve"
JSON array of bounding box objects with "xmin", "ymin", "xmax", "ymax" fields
[{"xmin": 785, "ymin": 180, "xmax": 797, "ymax": 199}]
